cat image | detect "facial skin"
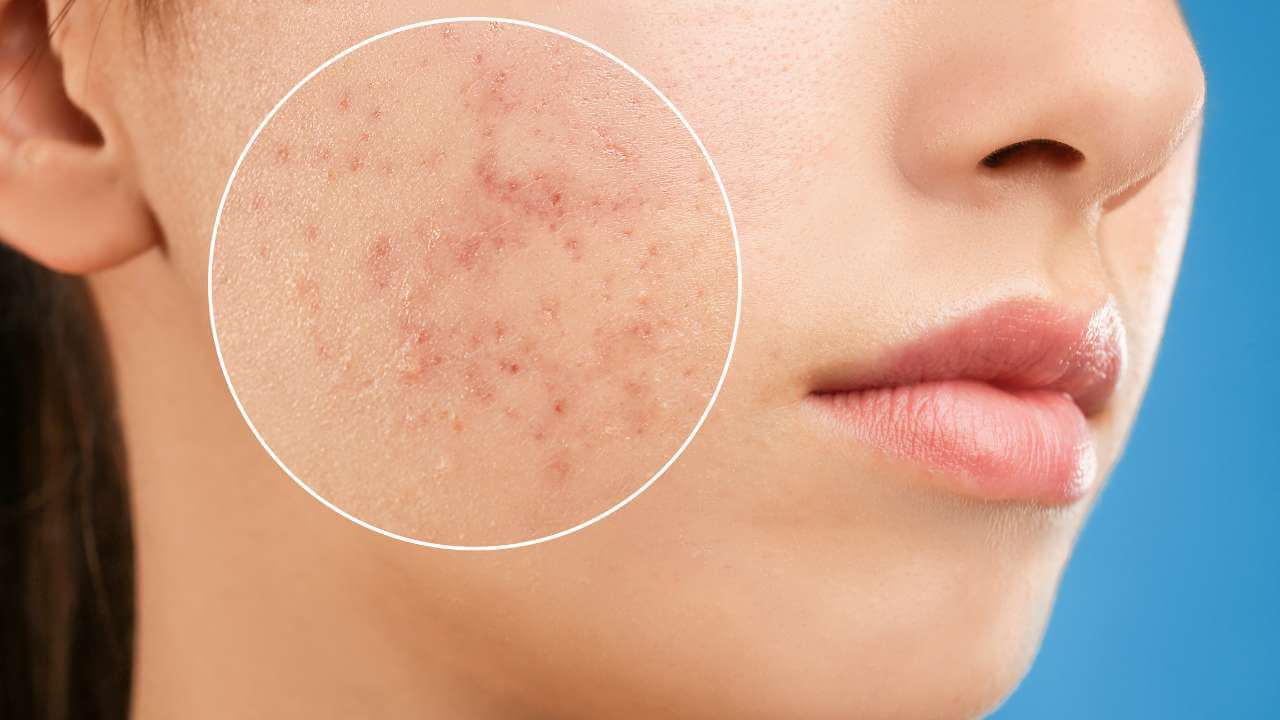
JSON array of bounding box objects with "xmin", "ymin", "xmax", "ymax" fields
[
  {"xmin": 0, "ymin": 1, "xmax": 1204, "ymax": 718},
  {"xmin": 211, "ymin": 22, "xmax": 738, "ymax": 546}
]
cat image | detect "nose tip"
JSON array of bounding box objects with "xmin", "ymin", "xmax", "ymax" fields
[{"xmin": 894, "ymin": 1, "xmax": 1206, "ymax": 212}]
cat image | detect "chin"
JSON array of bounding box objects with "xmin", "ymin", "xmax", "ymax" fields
[
  {"xmin": 617, "ymin": 502, "xmax": 1080, "ymax": 720},
  {"xmin": 778, "ymin": 557, "xmax": 1059, "ymax": 719},
  {"xmin": 649, "ymin": 576, "xmax": 1058, "ymax": 720}
]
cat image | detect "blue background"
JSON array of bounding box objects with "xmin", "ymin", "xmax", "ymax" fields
[{"xmin": 994, "ymin": 3, "xmax": 1279, "ymax": 717}]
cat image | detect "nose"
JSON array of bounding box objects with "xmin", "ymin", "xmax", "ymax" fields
[{"xmin": 893, "ymin": 1, "xmax": 1205, "ymax": 213}]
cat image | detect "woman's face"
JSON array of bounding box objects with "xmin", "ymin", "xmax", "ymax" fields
[{"xmin": 65, "ymin": 0, "xmax": 1204, "ymax": 716}]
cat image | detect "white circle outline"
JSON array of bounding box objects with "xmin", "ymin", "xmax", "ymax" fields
[{"xmin": 207, "ymin": 17, "xmax": 743, "ymax": 552}]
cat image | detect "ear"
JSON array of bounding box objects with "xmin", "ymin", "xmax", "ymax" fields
[{"xmin": 0, "ymin": 0, "xmax": 156, "ymax": 275}]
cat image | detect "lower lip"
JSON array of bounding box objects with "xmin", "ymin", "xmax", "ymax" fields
[{"xmin": 813, "ymin": 380, "xmax": 1096, "ymax": 504}]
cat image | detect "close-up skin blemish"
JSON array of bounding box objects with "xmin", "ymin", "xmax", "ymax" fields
[{"xmin": 210, "ymin": 20, "xmax": 738, "ymax": 547}]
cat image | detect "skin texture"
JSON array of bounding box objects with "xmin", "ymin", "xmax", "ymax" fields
[
  {"xmin": 0, "ymin": 0, "xmax": 1204, "ymax": 718},
  {"xmin": 210, "ymin": 21, "xmax": 736, "ymax": 546}
]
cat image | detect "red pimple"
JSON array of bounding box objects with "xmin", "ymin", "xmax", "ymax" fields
[
  {"xmin": 630, "ymin": 321, "xmax": 655, "ymax": 340},
  {"xmin": 303, "ymin": 224, "xmax": 320, "ymax": 243},
  {"xmin": 275, "ymin": 144, "xmax": 291, "ymax": 164},
  {"xmin": 547, "ymin": 454, "xmax": 571, "ymax": 481},
  {"xmin": 369, "ymin": 107, "xmax": 383, "ymax": 122},
  {"xmin": 473, "ymin": 52, "xmax": 483, "ymax": 64},
  {"xmin": 359, "ymin": 131, "xmax": 371, "ymax": 143},
  {"xmin": 365, "ymin": 235, "xmax": 393, "ymax": 289},
  {"xmin": 308, "ymin": 159, "xmax": 331, "ymax": 179},
  {"xmin": 348, "ymin": 154, "xmax": 365, "ymax": 173},
  {"xmin": 553, "ymin": 399, "xmax": 566, "ymax": 415},
  {"xmin": 501, "ymin": 359, "xmax": 522, "ymax": 375},
  {"xmin": 293, "ymin": 277, "xmax": 321, "ymax": 314},
  {"xmin": 397, "ymin": 338, "xmax": 444, "ymax": 385},
  {"xmin": 249, "ymin": 194, "xmax": 268, "ymax": 211},
  {"xmin": 562, "ymin": 237, "xmax": 583, "ymax": 262},
  {"xmin": 448, "ymin": 233, "xmax": 484, "ymax": 270},
  {"xmin": 474, "ymin": 153, "xmax": 499, "ymax": 191}
]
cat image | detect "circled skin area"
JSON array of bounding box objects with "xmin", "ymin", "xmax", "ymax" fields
[
  {"xmin": 211, "ymin": 24, "xmax": 736, "ymax": 545},
  {"xmin": 39, "ymin": 1, "xmax": 1204, "ymax": 718}
]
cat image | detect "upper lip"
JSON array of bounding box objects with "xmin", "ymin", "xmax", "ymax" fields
[{"xmin": 809, "ymin": 298, "xmax": 1126, "ymax": 416}]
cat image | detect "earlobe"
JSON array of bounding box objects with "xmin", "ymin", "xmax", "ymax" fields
[
  {"xmin": 0, "ymin": 133, "xmax": 157, "ymax": 274},
  {"xmin": 0, "ymin": 0, "xmax": 158, "ymax": 276}
]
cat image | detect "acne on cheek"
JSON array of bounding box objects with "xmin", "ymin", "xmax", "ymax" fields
[{"xmin": 259, "ymin": 41, "xmax": 709, "ymax": 486}]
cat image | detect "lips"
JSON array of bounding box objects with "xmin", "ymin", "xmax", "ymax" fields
[{"xmin": 808, "ymin": 299, "xmax": 1125, "ymax": 504}]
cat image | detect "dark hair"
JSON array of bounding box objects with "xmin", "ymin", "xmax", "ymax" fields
[
  {"xmin": 0, "ymin": 1, "xmax": 140, "ymax": 716},
  {"xmin": 0, "ymin": 246, "xmax": 135, "ymax": 719}
]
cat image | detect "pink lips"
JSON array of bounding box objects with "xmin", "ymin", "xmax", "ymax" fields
[{"xmin": 809, "ymin": 299, "xmax": 1125, "ymax": 504}]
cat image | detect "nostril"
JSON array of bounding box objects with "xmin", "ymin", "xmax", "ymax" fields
[{"xmin": 980, "ymin": 138, "xmax": 1084, "ymax": 170}]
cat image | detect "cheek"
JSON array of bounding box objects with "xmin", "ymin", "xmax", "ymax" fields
[{"xmin": 210, "ymin": 22, "xmax": 738, "ymax": 547}]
